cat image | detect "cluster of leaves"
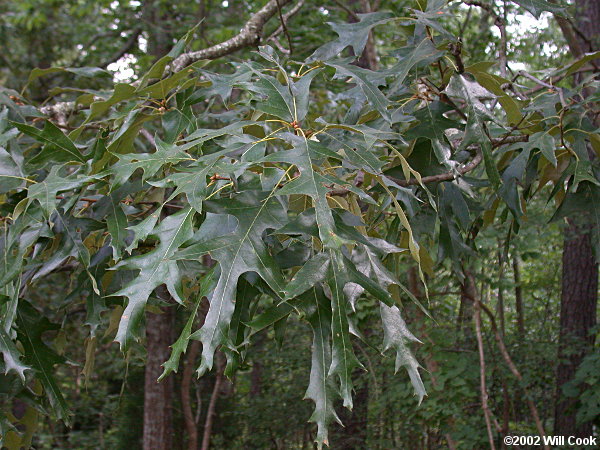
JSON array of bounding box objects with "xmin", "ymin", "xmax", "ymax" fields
[{"xmin": 0, "ymin": 0, "xmax": 598, "ymax": 447}]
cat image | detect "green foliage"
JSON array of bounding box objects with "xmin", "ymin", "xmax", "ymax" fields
[{"xmin": 0, "ymin": 0, "xmax": 599, "ymax": 447}]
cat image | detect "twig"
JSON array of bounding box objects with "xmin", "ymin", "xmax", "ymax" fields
[
  {"xmin": 182, "ymin": 340, "xmax": 201, "ymax": 450},
  {"xmin": 459, "ymin": 6, "xmax": 472, "ymax": 39},
  {"xmin": 140, "ymin": 128, "xmax": 156, "ymax": 147},
  {"xmin": 518, "ymin": 70, "xmax": 567, "ymax": 107},
  {"xmin": 332, "ymin": 0, "xmax": 360, "ymax": 21},
  {"xmin": 267, "ymin": 0, "xmax": 305, "ymax": 41},
  {"xmin": 448, "ymin": 41, "xmax": 465, "ymax": 74},
  {"xmin": 275, "ymin": 0, "xmax": 293, "ymax": 54},
  {"xmin": 55, "ymin": 195, "xmax": 184, "ymax": 210},
  {"xmin": 461, "ymin": 0, "xmax": 495, "ymax": 15},
  {"xmin": 518, "ymin": 70, "xmax": 555, "ymax": 90},
  {"xmin": 270, "ymin": 36, "xmax": 291, "ymax": 55}
]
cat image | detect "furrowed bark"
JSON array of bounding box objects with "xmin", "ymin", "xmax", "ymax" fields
[
  {"xmin": 143, "ymin": 299, "xmax": 175, "ymax": 450},
  {"xmin": 554, "ymin": 0, "xmax": 599, "ymax": 438}
]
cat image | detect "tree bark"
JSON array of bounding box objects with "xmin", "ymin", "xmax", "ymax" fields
[
  {"xmin": 554, "ymin": 0, "xmax": 599, "ymax": 438},
  {"xmin": 555, "ymin": 218, "xmax": 598, "ymax": 437},
  {"xmin": 140, "ymin": 7, "xmax": 177, "ymax": 445},
  {"xmin": 143, "ymin": 303, "xmax": 175, "ymax": 450}
]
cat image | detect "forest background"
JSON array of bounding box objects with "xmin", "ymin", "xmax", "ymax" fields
[{"xmin": 0, "ymin": 0, "xmax": 599, "ymax": 449}]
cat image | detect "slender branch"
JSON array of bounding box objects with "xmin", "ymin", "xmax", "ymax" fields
[
  {"xmin": 267, "ymin": 0, "xmax": 305, "ymax": 44},
  {"xmin": 448, "ymin": 41, "xmax": 465, "ymax": 74},
  {"xmin": 518, "ymin": 70, "xmax": 555, "ymax": 90},
  {"xmin": 54, "ymin": 195, "xmax": 184, "ymax": 210},
  {"xmin": 461, "ymin": 0, "xmax": 496, "ymax": 16},
  {"xmin": 328, "ymin": 135, "xmax": 527, "ymax": 197},
  {"xmin": 523, "ymin": 67, "xmax": 597, "ymax": 96},
  {"xmin": 518, "ymin": 70, "xmax": 567, "ymax": 107},
  {"xmin": 201, "ymin": 352, "xmax": 224, "ymax": 450},
  {"xmin": 474, "ymin": 298, "xmax": 550, "ymax": 449},
  {"xmin": 140, "ymin": 128, "xmax": 156, "ymax": 147},
  {"xmin": 473, "ymin": 274, "xmax": 496, "ymax": 450},
  {"xmin": 459, "ymin": 6, "xmax": 473, "ymax": 39},
  {"xmin": 389, "ymin": 135, "xmax": 528, "ymax": 187},
  {"xmin": 497, "ymin": 2, "xmax": 508, "ymax": 78},
  {"xmin": 99, "ymin": 27, "xmax": 143, "ymax": 69},
  {"xmin": 270, "ymin": 36, "xmax": 291, "ymax": 55},
  {"xmin": 84, "ymin": 30, "xmax": 122, "ymax": 49},
  {"xmin": 182, "ymin": 340, "xmax": 201, "ymax": 450},
  {"xmin": 332, "ymin": 0, "xmax": 360, "ymax": 21},
  {"xmin": 275, "ymin": 0, "xmax": 293, "ymax": 54}
]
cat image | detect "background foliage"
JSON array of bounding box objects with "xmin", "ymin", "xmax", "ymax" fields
[{"xmin": 0, "ymin": 0, "xmax": 598, "ymax": 448}]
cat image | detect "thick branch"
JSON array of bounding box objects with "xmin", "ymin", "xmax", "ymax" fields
[
  {"xmin": 170, "ymin": 0, "xmax": 294, "ymax": 73},
  {"xmin": 41, "ymin": 0, "xmax": 298, "ymax": 119}
]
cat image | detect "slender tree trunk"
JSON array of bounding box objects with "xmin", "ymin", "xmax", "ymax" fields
[
  {"xmin": 554, "ymin": 0, "xmax": 599, "ymax": 437},
  {"xmin": 143, "ymin": 303, "xmax": 175, "ymax": 450},
  {"xmin": 201, "ymin": 352, "xmax": 225, "ymax": 450},
  {"xmin": 408, "ymin": 267, "xmax": 457, "ymax": 450},
  {"xmin": 182, "ymin": 340, "xmax": 201, "ymax": 450},
  {"xmin": 474, "ymin": 293, "xmax": 496, "ymax": 450},
  {"xmin": 464, "ymin": 285, "xmax": 549, "ymax": 448},
  {"xmin": 459, "ymin": 272, "xmax": 476, "ymax": 347},
  {"xmin": 496, "ymin": 247, "xmax": 506, "ymax": 337},
  {"xmin": 497, "ymin": 247, "xmax": 512, "ymax": 446},
  {"xmin": 512, "ymin": 252, "xmax": 525, "ymax": 337}
]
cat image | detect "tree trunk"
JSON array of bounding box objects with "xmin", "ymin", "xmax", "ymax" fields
[
  {"xmin": 143, "ymin": 303, "xmax": 175, "ymax": 450},
  {"xmin": 139, "ymin": 4, "xmax": 178, "ymax": 448},
  {"xmin": 554, "ymin": 0, "xmax": 599, "ymax": 438},
  {"xmin": 555, "ymin": 219, "xmax": 598, "ymax": 437}
]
